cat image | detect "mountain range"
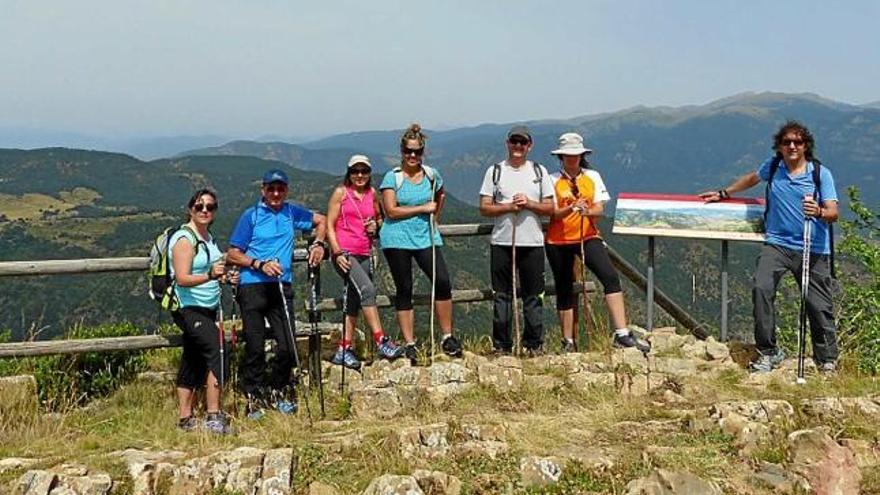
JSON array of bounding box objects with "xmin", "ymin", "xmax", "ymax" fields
[
  {"xmin": 1, "ymin": 91, "xmax": 877, "ymax": 341},
  {"xmin": 177, "ymin": 92, "xmax": 880, "ymax": 209}
]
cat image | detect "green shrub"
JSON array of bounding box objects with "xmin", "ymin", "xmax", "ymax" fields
[
  {"xmin": 837, "ymin": 187, "xmax": 880, "ymax": 374},
  {"xmin": 0, "ymin": 322, "xmax": 148, "ymax": 411}
]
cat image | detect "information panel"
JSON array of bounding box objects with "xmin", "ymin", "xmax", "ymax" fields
[{"xmin": 612, "ymin": 193, "xmax": 766, "ymax": 242}]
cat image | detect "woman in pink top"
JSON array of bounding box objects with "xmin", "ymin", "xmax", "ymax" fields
[{"xmin": 326, "ymin": 154, "xmax": 405, "ymax": 369}]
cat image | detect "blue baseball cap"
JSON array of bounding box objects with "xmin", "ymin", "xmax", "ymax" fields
[{"xmin": 262, "ymin": 169, "xmax": 289, "ymax": 185}]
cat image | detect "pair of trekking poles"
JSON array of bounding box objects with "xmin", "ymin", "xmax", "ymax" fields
[
  {"xmin": 337, "ymin": 181, "xmax": 441, "ymax": 385},
  {"xmin": 335, "ymin": 206, "xmax": 440, "ymax": 395},
  {"xmin": 216, "ymin": 260, "xmax": 323, "ymax": 422},
  {"xmin": 509, "ymin": 208, "xmax": 593, "ymax": 356},
  {"xmin": 796, "ymin": 195, "xmax": 815, "ymax": 385}
]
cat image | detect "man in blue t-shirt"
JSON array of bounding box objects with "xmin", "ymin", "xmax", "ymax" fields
[
  {"xmin": 227, "ymin": 169, "xmax": 327, "ymax": 418},
  {"xmin": 700, "ymin": 121, "xmax": 840, "ymax": 374}
]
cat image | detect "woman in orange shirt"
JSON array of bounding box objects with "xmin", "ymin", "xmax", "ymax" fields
[{"xmin": 545, "ymin": 133, "xmax": 650, "ymax": 353}]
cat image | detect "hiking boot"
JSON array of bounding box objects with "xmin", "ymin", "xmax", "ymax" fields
[
  {"xmin": 613, "ymin": 332, "xmax": 652, "ymax": 354},
  {"xmin": 403, "ymin": 343, "xmax": 419, "ymax": 366},
  {"xmin": 749, "ymin": 348, "xmax": 785, "ymax": 373},
  {"xmin": 491, "ymin": 348, "xmax": 512, "ymax": 358},
  {"xmin": 377, "ymin": 336, "xmax": 405, "ymax": 360},
  {"xmin": 177, "ymin": 416, "xmax": 199, "ymax": 432},
  {"xmin": 331, "ymin": 347, "xmax": 362, "ymax": 370},
  {"xmin": 561, "ymin": 340, "xmax": 576, "ymax": 354},
  {"xmin": 274, "ymin": 398, "xmax": 298, "ymax": 415},
  {"xmin": 245, "ymin": 393, "xmax": 266, "ymax": 420},
  {"xmin": 749, "ymin": 355, "xmax": 773, "ymax": 373},
  {"xmin": 524, "ymin": 347, "xmax": 545, "ymax": 358},
  {"xmin": 817, "ymin": 361, "xmax": 837, "ymax": 375},
  {"xmin": 768, "ymin": 348, "xmax": 786, "ymax": 367},
  {"xmin": 441, "ymin": 334, "xmax": 463, "ymax": 358},
  {"xmin": 246, "ymin": 404, "xmax": 265, "ymax": 420},
  {"xmin": 204, "ymin": 412, "xmax": 232, "ymax": 435}
]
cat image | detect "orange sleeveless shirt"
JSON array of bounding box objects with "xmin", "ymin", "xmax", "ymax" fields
[{"xmin": 546, "ymin": 171, "xmax": 602, "ymax": 244}]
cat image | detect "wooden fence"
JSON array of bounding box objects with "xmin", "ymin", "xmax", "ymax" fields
[{"xmin": 0, "ymin": 223, "xmax": 706, "ymax": 358}]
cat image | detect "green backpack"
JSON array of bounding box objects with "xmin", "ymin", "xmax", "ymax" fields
[{"xmin": 148, "ymin": 225, "xmax": 204, "ymax": 311}]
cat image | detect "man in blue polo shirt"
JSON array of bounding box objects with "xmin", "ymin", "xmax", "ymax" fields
[
  {"xmin": 700, "ymin": 121, "xmax": 840, "ymax": 374},
  {"xmin": 227, "ymin": 169, "xmax": 327, "ymax": 418}
]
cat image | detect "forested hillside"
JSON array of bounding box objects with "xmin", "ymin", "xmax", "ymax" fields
[{"xmin": 0, "ymin": 150, "xmax": 483, "ymax": 340}]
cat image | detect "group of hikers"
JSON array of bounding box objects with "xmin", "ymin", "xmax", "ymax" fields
[{"xmin": 167, "ymin": 120, "xmax": 840, "ymax": 434}]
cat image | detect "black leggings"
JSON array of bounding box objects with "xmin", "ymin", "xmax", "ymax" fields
[
  {"xmin": 546, "ymin": 238, "xmax": 622, "ymax": 311},
  {"xmin": 382, "ymin": 247, "xmax": 452, "ymax": 311}
]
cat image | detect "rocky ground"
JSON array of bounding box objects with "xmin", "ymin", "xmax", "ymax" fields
[{"xmin": 1, "ymin": 327, "xmax": 878, "ymax": 494}]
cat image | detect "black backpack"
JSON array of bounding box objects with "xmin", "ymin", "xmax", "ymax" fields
[
  {"xmin": 765, "ymin": 156, "xmax": 836, "ymax": 278},
  {"xmin": 491, "ymin": 161, "xmax": 545, "ymax": 203},
  {"xmin": 148, "ymin": 225, "xmax": 206, "ymax": 311}
]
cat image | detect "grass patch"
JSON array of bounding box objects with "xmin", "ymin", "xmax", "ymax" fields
[{"xmin": 0, "ymin": 188, "xmax": 99, "ymax": 221}]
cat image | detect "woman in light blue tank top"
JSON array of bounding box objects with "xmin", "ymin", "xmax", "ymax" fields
[
  {"xmin": 378, "ymin": 123, "xmax": 463, "ymax": 364},
  {"xmin": 169, "ymin": 188, "xmax": 239, "ymax": 435}
]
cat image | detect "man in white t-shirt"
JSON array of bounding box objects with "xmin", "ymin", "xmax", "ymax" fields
[{"xmin": 479, "ymin": 125, "xmax": 556, "ymax": 355}]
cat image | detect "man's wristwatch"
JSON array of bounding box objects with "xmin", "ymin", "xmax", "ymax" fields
[
  {"xmin": 718, "ymin": 189, "xmax": 730, "ymax": 199},
  {"xmin": 310, "ymin": 240, "xmax": 326, "ymax": 250}
]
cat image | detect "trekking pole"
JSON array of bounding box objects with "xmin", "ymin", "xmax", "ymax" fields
[
  {"xmin": 511, "ymin": 214, "xmax": 521, "ymax": 357},
  {"xmin": 797, "ymin": 195, "xmax": 813, "ymax": 385},
  {"xmin": 275, "ymin": 267, "xmax": 312, "ymax": 423},
  {"xmin": 229, "ymin": 269, "xmax": 240, "ymax": 418},
  {"xmin": 307, "ymin": 263, "xmax": 326, "ymax": 417},
  {"xmin": 368, "ymin": 226, "xmax": 378, "ymax": 359},
  {"xmin": 429, "ymin": 211, "xmax": 437, "ymax": 364},
  {"xmin": 577, "ymin": 209, "xmax": 594, "ymax": 352},
  {"xmin": 340, "ymin": 267, "xmax": 350, "ymax": 394},
  {"xmin": 217, "ymin": 291, "xmax": 226, "ymax": 417}
]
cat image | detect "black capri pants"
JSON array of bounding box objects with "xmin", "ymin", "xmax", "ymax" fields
[
  {"xmin": 546, "ymin": 238, "xmax": 622, "ymax": 311},
  {"xmin": 382, "ymin": 247, "xmax": 452, "ymax": 311},
  {"xmin": 172, "ymin": 306, "xmax": 224, "ymax": 389}
]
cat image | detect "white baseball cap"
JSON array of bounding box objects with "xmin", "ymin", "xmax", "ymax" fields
[{"xmin": 347, "ymin": 154, "xmax": 372, "ymax": 168}]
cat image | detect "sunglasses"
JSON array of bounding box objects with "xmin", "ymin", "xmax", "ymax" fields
[
  {"xmin": 781, "ymin": 138, "xmax": 805, "ymax": 147},
  {"xmin": 402, "ymin": 147, "xmax": 424, "ymax": 157},
  {"xmin": 349, "ymin": 167, "xmax": 371, "ymax": 176},
  {"xmin": 265, "ymin": 184, "xmax": 288, "ymax": 193},
  {"xmin": 193, "ymin": 202, "xmax": 217, "ymax": 213},
  {"xmin": 508, "ymin": 137, "xmax": 530, "ymax": 146}
]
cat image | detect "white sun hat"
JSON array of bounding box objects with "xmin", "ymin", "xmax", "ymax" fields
[{"xmin": 550, "ymin": 132, "xmax": 593, "ymax": 155}]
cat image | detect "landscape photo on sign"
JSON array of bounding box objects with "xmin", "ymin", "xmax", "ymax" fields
[{"xmin": 612, "ymin": 193, "xmax": 766, "ymax": 242}]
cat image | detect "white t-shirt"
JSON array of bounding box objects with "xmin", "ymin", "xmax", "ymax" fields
[{"xmin": 479, "ymin": 160, "xmax": 555, "ymax": 246}]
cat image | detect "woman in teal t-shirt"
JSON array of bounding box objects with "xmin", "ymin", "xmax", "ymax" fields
[
  {"xmin": 169, "ymin": 188, "xmax": 238, "ymax": 434},
  {"xmin": 379, "ymin": 123, "xmax": 462, "ymax": 364}
]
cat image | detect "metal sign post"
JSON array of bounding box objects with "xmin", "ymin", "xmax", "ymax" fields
[
  {"xmin": 720, "ymin": 240, "xmax": 729, "ymax": 342},
  {"xmin": 646, "ymin": 236, "xmax": 655, "ymax": 332}
]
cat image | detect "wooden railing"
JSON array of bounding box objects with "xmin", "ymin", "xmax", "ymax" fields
[{"xmin": 0, "ymin": 223, "xmax": 706, "ymax": 359}]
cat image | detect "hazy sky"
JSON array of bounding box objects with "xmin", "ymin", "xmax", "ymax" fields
[{"xmin": 2, "ymin": 0, "xmax": 878, "ymax": 139}]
